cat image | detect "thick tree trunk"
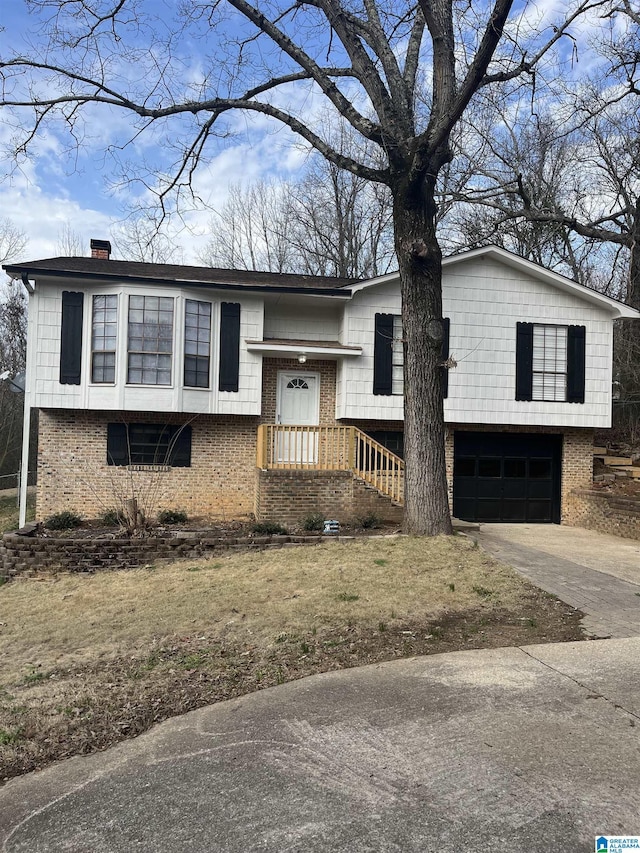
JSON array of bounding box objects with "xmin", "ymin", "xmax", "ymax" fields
[
  {"xmin": 617, "ymin": 201, "xmax": 640, "ymax": 404},
  {"xmin": 628, "ymin": 200, "xmax": 640, "ymax": 313},
  {"xmin": 392, "ymin": 180, "xmax": 453, "ymax": 536}
]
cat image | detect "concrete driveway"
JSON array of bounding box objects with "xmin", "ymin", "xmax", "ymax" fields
[
  {"xmin": 476, "ymin": 524, "xmax": 640, "ymax": 638},
  {"xmin": 1, "ymin": 638, "xmax": 640, "ymax": 853}
]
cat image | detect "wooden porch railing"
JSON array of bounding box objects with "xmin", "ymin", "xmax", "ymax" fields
[{"xmin": 256, "ymin": 424, "xmax": 404, "ymax": 505}]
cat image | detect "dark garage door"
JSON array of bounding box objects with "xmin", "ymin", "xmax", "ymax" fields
[{"xmin": 453, "ymin": 432, "xmax": 562, "ymax": 524}]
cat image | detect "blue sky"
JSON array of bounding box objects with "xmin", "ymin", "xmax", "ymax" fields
[
  {"xmin": 0, "ymin": 0, "xmax": 617, "ymax": 265},
  {"xmin": 0, "ymin": 0, "xmax": 317, "ymax": 262}
]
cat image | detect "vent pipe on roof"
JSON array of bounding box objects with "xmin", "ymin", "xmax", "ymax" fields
[{"xmin": 90, "ymin": 239, "xmax": 111, "ymax": 260}]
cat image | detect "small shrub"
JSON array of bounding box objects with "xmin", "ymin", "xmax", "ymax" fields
[
  {"xmin": 356, "ymin": 512, "xmax": 381, "ymax": 530},
  {"xmin": 44, "ymin": 511, "xmax": 82, "ymax": 531},
  {"xmin": 251, "ymin": 521, "xmax": 288, "ymax": 535},
  {"xmin": 374, "ymin": 558, "xmax": 388, "ymax": 566},
  {"xmin": 302, "ymin": 512, "xmax": 325, "ymax": 532},
  {"xmin": 101, "ymin": 508, "xmax": 126, "ymax": 527},
  {"xmin": 158, "ymin": 509, "xmax": 188, "ymax": 525}
]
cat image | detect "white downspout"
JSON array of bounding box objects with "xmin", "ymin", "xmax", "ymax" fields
[
  {"xmin": 18, "ymin": 273, "xmax": 34, "ymax": 529},
  {"xmin": 18, "ymin": 404, "xmax": 30, "ymax": 529}
]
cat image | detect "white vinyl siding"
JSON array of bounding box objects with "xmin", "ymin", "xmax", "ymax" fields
[
  {"xmin": 337, "ymin": 259, "xmax": 615, "ymax": 428},
  {"xmin": 532, "ymin": 324, "xmax": 567, "ymax": 402}
]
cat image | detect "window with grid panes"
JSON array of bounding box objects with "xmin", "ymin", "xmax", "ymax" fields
[
  {"xmin": 91, "ymin": 295, "xmax": 118, "ymax": 383},
  {"xmin": 392, "ymin": 314, "xmax": 404, "ymax": 394},
  {"xmin": 532, "ymin": 324, "xmax": 568, "ymax": 401},
  {"xmin": 184, "ymin": 299, "xmax": 211, "ymax": 388},
  {"xmin": 127, "ymin": 295, "xmax": 174, "ymax": 385}
]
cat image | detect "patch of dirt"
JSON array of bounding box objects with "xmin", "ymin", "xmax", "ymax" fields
[
  {"xmin": 0, "ymin": 589, "xmax": 584, "ymax": 784},
  {"xmin": 31, "ymin": 518, "xmax": 402, "ymax": 539}
]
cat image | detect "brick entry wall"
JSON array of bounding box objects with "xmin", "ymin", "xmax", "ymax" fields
[
  {"xmin": 260, "ymin": 358, "xmax": 337, "ymax": 424},
  {"xmin": 255, "ymin": 469, "xmax": 403, "ymax": 527},
  {"xmin": 444, "ymin": 424, "xmax": 594, "ymax": 523},
  {"xmin": 37, "ymin": 410, "xmax": 258, "ymax": 521}
]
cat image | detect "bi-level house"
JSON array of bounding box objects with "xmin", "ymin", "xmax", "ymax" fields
[{"xmin": 6, "ymin": 240, "xmax": 638, "ymax": 529}]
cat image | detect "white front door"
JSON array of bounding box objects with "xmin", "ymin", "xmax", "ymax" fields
[{"xmin": 276, "ymin": 372, "xmax": 320, "ymax": 463}]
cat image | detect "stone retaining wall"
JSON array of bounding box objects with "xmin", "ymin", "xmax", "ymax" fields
[
  {"xmin": 0, "ymin": 531, "xmax": 323, "ymax": 581},
  {"xmin": 567, "ymin": 489, "xmax": 640, "ymax": 541}
]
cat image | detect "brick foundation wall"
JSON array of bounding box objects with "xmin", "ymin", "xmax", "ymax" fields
[
  {"xmin": 36, "ymin": 410, "xmax": 258, "ymax": 521},
  {"xmin": 444, "ymin": 424, "xmax": 594, "ymax": 523},
  {"xmin": 560, "ymin": 430, "xmax": 597, "ymax": 525},
  {"xmin": 255, "ymin": 469, "xmax": 403, "ymax": 527}
]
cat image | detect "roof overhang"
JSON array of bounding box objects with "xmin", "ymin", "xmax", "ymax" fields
[
  {"xmin": 349, "ymin": 245, "xmax": 640, "ymax": 319},
  {"xmin": 245, "ymin": 339, "xmax": 362, "ymax": 359},
  {"xmin": 2, "ymin": 265, "xmax": 353, "ymax": 299}
]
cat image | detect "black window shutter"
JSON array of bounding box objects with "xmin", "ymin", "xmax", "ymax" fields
[
  {"xmin": 60, "ymin": 291, "xmax": 84, "ymax": 385},
  {"xmin": 441, "ymin": 317, "xmax": 450, "ymax": 399},
  {"xmin": 107, "ymin": 423, "xmax": 128, "ymax": 466},
  {"xmin": 170, "ymin": 425, "xmax": 192, "ymax": 467},
  {"xmin": 515, "ymin": 322, "xmax": 534, "ymax": 401},
  {"xmin": 219, "ymin": 302, "xmax": 241, "ymax": 392},
  {"xmin": 373, "ymin": 313, "xmax": 394, "ymax": 395},
  {"xmin": 567, "ymin": 325, "xmax": 586, "ymax": 404}
]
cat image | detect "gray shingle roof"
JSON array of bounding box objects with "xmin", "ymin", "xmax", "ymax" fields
[{"xmin": 3, "ymin": 256, "xmax": 357, "ymax": 294}]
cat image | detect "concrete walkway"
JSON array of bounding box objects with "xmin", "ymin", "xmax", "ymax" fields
[
  {"xmin": 476, "ymin": 524, "xmax": 640, "ymax": 639},
  {"xmin": 1, "ymin": 638, "xmax": 640, "ymax": 853}
]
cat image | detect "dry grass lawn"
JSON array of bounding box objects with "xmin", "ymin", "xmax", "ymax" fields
[
  {"xmin": 0, "ymin": 492, "xmax": 35, "ymax": 534},
  {"xmin": 0, "ymin": 535, "xmax": 583, "ymax": 781}
]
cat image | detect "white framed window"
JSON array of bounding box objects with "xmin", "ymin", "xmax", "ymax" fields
[
  {"xmin": 91, "ymin": 294, "xmax": 118, "ymax": 383},
  {"xmin": 184, "ymin": 299, "xmax": 212, "ymax": 388},
  {"xmin": 532, "ymin": 324, "xmax": 568, "ymax": 402},
  {"xmin": 127, "ymin": 295, "xmax": 174, "ymax": 385}
]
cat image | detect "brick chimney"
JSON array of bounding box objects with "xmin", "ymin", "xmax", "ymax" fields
[{"xmin": 90, "ymin": 239, "xmax": 111, "ymax": 260}]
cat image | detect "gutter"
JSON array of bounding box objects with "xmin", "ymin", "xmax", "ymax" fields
[{"xmin": 3, "ymin": 266, "xmax": 353, "ymax": 299}]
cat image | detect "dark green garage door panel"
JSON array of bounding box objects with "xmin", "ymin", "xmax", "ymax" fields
[{"xmin": 453, "ymin": 432, "xmax": 562, "ymax": 524}]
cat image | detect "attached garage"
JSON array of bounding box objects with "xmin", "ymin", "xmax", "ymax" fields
[{"xmin": 453, "ymin": 432, "xmax": 562, "ymax": 524}]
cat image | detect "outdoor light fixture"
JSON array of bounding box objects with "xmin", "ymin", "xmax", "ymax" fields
[{"xmin": 298, "ymin": 353, "xmax": 307, "ymax": 364}]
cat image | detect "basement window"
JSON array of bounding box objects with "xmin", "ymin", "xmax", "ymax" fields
[{"xmin": 107, "ymin": 423, "xmax": 192, "ymax": 467}]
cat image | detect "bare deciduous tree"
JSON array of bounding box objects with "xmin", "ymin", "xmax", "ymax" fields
[
  {"xmin": 0, "ymin": 0, "xmax": 613, "ymax": 534},
  {"xmin": 0, "ymin": 279, "xmax": 28, "ymax": 479},
  {"xmin": 0, "ymin": 219, "xmax": 27, "ymax": 265},
  {"xmin": 200, "ymin": 156, "xmax": 394, "ymax": 278},
  {"xmin": 200, "ymin": 181, "xmax": 296, "ymax": 273},
  {"xmin": 113, "ymin": 215, "xmax": 184, "ymax": 264},
  {"xmin": 56, "ymin": 223, "xmax": 85, "ymax": 256}
]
